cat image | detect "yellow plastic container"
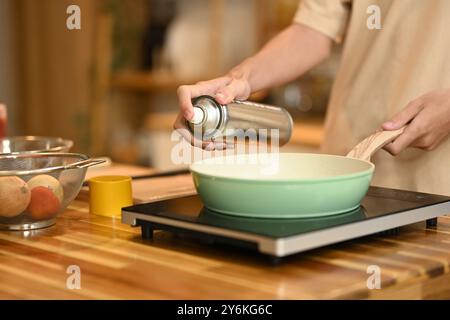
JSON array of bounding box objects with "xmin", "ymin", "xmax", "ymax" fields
[{"xmin": 89, "ymin": 175, "xmax": 133, "ymax": 217}]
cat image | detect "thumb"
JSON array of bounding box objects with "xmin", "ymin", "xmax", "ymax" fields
[{"xmin": 382, "ymin": 99, "xmax": 423, "ymax": 130}]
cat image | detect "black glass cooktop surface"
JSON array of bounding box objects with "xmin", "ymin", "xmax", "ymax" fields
[{"xmin": 123, "ymin": 186, "xmax": 450, "ymax": 239}]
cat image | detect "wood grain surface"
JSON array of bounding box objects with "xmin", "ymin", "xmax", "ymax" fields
[
  {"xmin": 346, "ymin": 128, "xmax": 405, "ymax": 161},
  {"xmin": 1, "ymin": 196, "xmax": 450, "ymax": 299}
]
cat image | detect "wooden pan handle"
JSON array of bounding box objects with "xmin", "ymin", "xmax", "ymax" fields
[{"xmin": 346, "ymin": 127, "xmax": 406, "ymax": 161}]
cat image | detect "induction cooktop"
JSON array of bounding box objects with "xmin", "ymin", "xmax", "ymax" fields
[{"xmin": 122, "ymin": 187, "xmax": 450, "ymax": 261}]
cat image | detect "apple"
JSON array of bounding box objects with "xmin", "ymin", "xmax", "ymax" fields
[
  {"xmin": 27, "ymin": 174, "xmax": 64, "ymax": 202},
  {"xmin": 0, "ymin": 176, "xmax": 31, "ymax": 218},
  {"xmin": 26, "ymin": 174, "xmax": 64, "ymax": 220},
  {"xmin": 27, "ymin": 186, "xmax": 61, "ymax": 220}
]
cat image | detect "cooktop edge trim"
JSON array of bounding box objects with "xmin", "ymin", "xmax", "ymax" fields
[{"xmin": 272, "ymin": 201, "xmax": 450, "ymax": 256}]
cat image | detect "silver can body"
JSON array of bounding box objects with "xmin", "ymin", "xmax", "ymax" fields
[{"xmin": 187, "ymin": 95, "xmax": 293, "ymax": 146}]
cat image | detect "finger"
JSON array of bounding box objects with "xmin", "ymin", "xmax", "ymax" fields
[
  {"xmin": 410, "ymin": 135, "xmax": 433, "ymax": 150},
  {"xmin": 382, "ymin": 99, "xmax": 424, "ymax": 130},
  {"xmin": 173, "ymin": 112, "xmax": 187, "ymax": 130},
  {"xmin": 174, "ymin": 113, "xmax": 228, "ymax": 150},
  {"xmin": 175, "ymin": 125, "xmax": 213, "ymax": 149},
  {"xmin": 177, "ymin": 77, "xmax": 231, "ymax": 120},
  {"xmin": 410, "ymin": 132, "xmax": 446, "ymax": 151},
  {"xmin": 215, "ymin": 79, "xmax": 250, "ymax": 104},
  {"xmin": 177, "ymin": 86, "xmax": 195, "ymax": 120},
  {"xmin": 201, "ymin": 138, "xmax": 231, "ymax": 151},
  {"xmin": 383, "ymin": 124, "xmax": 420, "ymax": 155},
  {"xmin": 194, "ymin": 76, "xmax": 231, "ymax": 94},
  {"xmin": 174, "ymin": 113, "xmax": 203, "ymax": 146}
]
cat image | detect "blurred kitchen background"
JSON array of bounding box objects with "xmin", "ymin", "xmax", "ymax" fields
[{"xmin": 0, "ymin": 0, "xmax": 341, "ymax": 170}]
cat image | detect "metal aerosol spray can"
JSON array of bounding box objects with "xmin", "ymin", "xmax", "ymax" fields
[{"xmin": 186, "ymin": 96, "xmax": 293, "ymax": 146}]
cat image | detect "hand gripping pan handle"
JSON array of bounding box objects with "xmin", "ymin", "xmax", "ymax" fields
[{"xmin": 346, "ymin": 127, "xmax": 406, "ymax": 161}]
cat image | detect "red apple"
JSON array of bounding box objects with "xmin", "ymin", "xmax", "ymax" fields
[
  {"xmin": 27, "ymin": 186, "xmax": 61, "ymax": 220},
  {"xmin": 26, "ymin": 175, "xmax": 64, "ymax": 220}
]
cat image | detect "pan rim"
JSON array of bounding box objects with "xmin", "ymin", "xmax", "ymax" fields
[{"xmin": 190, "ymin": 153, "xmax": 375, "ymax": 183}]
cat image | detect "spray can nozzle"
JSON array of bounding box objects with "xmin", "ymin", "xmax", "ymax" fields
[{"xmin": 189, "ymin": 107, "xmax": 205, "ymax": 125}]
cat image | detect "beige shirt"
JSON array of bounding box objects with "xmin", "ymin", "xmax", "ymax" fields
[{"xmin": 294, "ymin": 0, "xmax": 450, "ymax": 195}]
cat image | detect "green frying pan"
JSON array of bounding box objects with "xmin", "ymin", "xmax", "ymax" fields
[{"xmin": 190, "ymin": 128, "xmax": 405, "ymax": 218}]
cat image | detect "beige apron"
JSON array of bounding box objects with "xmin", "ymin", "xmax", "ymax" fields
[{"xmin": 294, "ymin": 0, "xmax": 450, "ymax": 195}]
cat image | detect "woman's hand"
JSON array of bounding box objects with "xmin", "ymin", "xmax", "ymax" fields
[
  {"xmin": 382, "ymin": 88, "xmax": 450, "ymax": 155},
  {"xmin": 173, "ymin": 73, "xmax": 252, "ymax": 150},
  {"xmin": 177, "ymin": 75, "xmax": 251, "ymax": 121},
  {"xmin": 173, "ymin": 23, "xmax": 332, "ymax": 150},
  {"xmin": 173, "ymin": 112, "xmax": 229, "ymax": 150}
]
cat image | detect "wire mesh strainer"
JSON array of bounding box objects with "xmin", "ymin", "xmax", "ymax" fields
[
  {"xmin": 0, "ymin": 153, "xmax": 104, "ymax": 230},
  {"xmin": 0, "ymin": 136, "xmax": 73, "ymax": 155}
]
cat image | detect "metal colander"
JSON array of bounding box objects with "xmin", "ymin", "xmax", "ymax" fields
[
  {"xmin": 0, "ymin": 136, "xmax": 73, "ymax": 155},
  {"xmin": 0, "ymin": 153, "xmax": 104, "ymax": 230}
]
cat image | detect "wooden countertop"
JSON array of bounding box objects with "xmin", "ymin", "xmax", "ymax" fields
[{"xmin": 1, "ymin": 167, "xmax": 450, "ymax": 299}]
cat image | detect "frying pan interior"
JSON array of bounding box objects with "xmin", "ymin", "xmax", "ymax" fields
[
  {"xmin": 191, "ymin": 153, "xmax": 373, "ymax": 180},
  {"xmin": 190, "ymin": 153, "xmax": 374, "ymax": 218}
]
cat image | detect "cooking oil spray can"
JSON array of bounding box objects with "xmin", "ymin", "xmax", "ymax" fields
[{"xmin": 186, "ymin": 96, "xmax": 293, "ymax": 146}]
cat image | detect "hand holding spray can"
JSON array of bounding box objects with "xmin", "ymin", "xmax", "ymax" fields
[{"xmin": 186, "ymin": 96, "xmax": 293, "ymax": 147}]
